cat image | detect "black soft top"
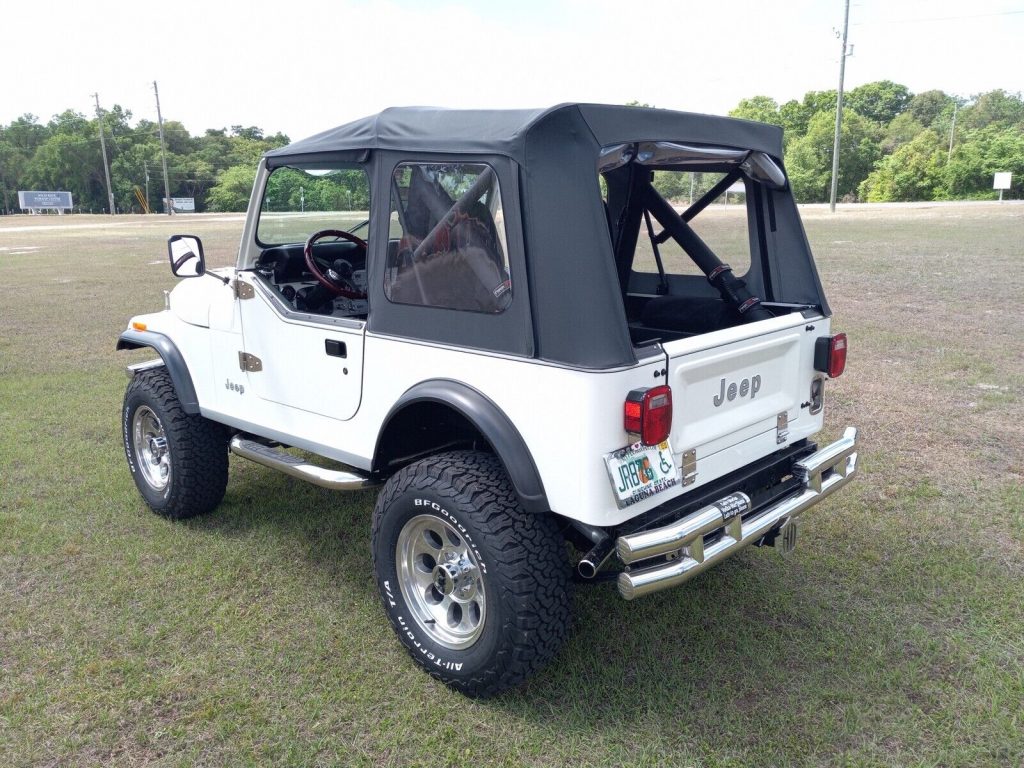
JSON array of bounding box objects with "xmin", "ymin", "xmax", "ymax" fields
[
  {"xmin": 265, "ymin": 103, "xmax": 784, "ymax": 164},
  {"xmin": 263, "ymin": 104, "xmax": 823, "ymax": 370}
]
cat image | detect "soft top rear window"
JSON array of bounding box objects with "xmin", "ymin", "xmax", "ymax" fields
[{"xmin": 600, "ymin": 142, "xmax": 784, "ymax": 345}]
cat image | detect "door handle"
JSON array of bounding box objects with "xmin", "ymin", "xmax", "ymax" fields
[{"xmin": 325, "ymin": 339, "xmax": 347, "ymax": 358}]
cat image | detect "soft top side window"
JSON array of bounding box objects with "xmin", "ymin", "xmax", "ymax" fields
[{"xmin": 385, "ymin": 162, "xmax": 512, "ymax": 314}]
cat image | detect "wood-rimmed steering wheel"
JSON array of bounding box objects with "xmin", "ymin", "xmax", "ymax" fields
[{"xmin": 303, "ymin": 229, "xmax": 368, "ymax": 299}]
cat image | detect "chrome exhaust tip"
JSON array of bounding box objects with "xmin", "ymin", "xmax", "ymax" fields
[{"xmin": 577, "ymin": 537, "xmax": 614, "ymax": 579}]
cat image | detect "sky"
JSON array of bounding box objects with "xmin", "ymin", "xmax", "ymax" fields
[{"xmin": 2, "ymin": 0, "xmax": 1022, "ymax": 142}]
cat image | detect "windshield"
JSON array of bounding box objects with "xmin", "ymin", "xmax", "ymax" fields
[{"xmin": 256, "ymin": 164, "xmax": 370, "ymax": 246}]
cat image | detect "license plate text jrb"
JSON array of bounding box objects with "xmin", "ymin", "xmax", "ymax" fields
[{"xmin": 616, "ymin": 457, "xmax": 654, "ymax": 494}]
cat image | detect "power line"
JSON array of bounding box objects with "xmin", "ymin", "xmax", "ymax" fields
[{"xmin": 853, "ymin": 9, "xmax": 1024, "ymax": 25}]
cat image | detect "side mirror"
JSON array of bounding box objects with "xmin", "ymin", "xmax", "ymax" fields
[{"xmin": 168, "ymin": 235, "xmax": 206, "ymax": 277}]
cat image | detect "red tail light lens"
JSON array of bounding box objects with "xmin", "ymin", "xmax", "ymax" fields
[
  {"xmin": 828, "ymin": 333, "xmax": 847, "ymax": 378},
  {"xmin": 625, "ymin": 385, "xmax": 673, "ymax": 446},
  {"xmin": 814, "ymin": 333, "xmax": 848, "ymax": 379}
]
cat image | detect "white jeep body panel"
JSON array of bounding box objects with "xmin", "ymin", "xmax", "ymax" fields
[
  {"xmin": 132, "ymin": 270, "xmax": 828, "ymax": 528},
  {"xmin": 662, "ymin": 313, "xmax": 827, "ymax": 485},
  {"xmin": 238, "ymin": 279, "xmax": 366, "ymax": 422}
]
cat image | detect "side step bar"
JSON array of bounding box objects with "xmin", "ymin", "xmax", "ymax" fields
[
  {"xmin": 617, "ymin": 426, "xmax": 859, "ymax": 600},
  {"xmin": 230, "ymin": 436, "xmax": 380, "ymax": 491}
]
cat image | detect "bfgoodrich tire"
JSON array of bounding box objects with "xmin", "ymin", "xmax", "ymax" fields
[
  {"xmin": 122, "ymin": 367, "xmax": 228, "ymax": 520},
  {"xmin": 371, "ymin": 451, "xmax": 571, "ymax": 697}
]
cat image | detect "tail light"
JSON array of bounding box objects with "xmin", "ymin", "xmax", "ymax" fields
[
  {"xmin": 625, "ymin": 385, "xmax": 673, "ymax": 446},
  {"xmin": 814, "ymin": 333, "xmax": 848, "ymax": 378}
]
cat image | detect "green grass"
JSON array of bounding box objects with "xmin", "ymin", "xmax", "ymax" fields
[{"xmin": 1, "ymin": 205, "xmax": 1023, "ymax": 766}]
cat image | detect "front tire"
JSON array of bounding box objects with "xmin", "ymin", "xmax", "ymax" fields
[
  {"xmin": 122, "ymin": 367, "xmax": 228, "ymax": 520},
  {"xmin": 371, "ymin": 451, "xmax": 570, "ymax": 697}
]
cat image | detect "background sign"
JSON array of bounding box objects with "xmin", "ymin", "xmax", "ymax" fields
[
  {"xmin": 165, "ymin": 197, "xmax": 196, "ymax": 212},
  {"xmin": 18, "ymin": 191, "xmax": 73, "ymax": 210},
  {"xmin": 993, "ymin": 172, "xmax": 1012, "ymax": 190}
]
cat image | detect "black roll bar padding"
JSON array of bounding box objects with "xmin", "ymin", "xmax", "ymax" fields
[
  {"xmin": 411, "ymin": 166, "xmax": 496, "ymax": 263},
  {"xmin": 642, "ymin": 208, "xmax": 669, "ymax": 295},
  {"xmin": 390, "ymin": 173, "xmax": 411, "ymax": 234},
  {"xmin": 653, "ymin": 168, "xmax": 743, "ymax": 246},
  {"xmin": 682, "ymin": 168, "xmax": 744, "ymax": 223},
  {"xmin": 390, "ymin": 170, "xmax": 431, "ymax": 304},
  {"xmin": 605, "ymin": 161, "xmax": 647, "ymax": 298},
  {"xmin": 644, "ymin": 183, "xmax": 730, "ymax": 276},
  {"xmin": 643, "ymin": 184, "xmax": 773, "ymax": 322}
]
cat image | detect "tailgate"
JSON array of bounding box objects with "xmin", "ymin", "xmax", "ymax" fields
[{"xmin": 663, "ymin": 315, "xmax": 821, "ymax": 461}]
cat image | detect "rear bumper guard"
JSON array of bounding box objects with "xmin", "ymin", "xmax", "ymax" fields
[{"xmin": 616, "ymin": 426, "xmax": 859, "ymax": 600}]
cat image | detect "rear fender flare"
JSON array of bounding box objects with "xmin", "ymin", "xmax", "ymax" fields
[
  {"xmin": 116, "ymin": 329, "xmax": 200, "ymax": 414},
  {"xmin": 375, "ymin": 379, "xmax": 549, "ymax": 513}
]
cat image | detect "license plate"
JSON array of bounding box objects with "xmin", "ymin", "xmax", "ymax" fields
[{"xmin": 604, "ymin": 440, "xmax": 679, "ymax": 509}]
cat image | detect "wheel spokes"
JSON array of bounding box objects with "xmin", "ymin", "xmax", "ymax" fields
[
  {"xmin": 396, "ymin": 514, "xmax": 486, "ymax": 650},
  {"xmin": 132, "ymin": 406, "xmax": 171, "ymax": 492}
]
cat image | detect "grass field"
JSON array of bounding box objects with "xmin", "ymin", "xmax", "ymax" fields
[{"xmin": 1, "ymin": 203, "xmax": 1022, "ymax": 767}]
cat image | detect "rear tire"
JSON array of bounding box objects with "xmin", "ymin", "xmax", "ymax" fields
[
  {"xmin": 371, "ymin": 451, "xmax": 570, "ymax": 697},
  {"xmin": 122, "ymin": 367, "xmax": 228, "ymax": 520}
]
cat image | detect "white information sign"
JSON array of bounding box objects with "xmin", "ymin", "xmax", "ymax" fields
[
  {"xmin": 18, "ymin": 190, "xmax": 73, "ymax": 211},
  {"xmin": 993, "ymin": 172, "xmax": 1012, "ymax": 190},
  {"xmin": 164, "ymin": 197, "xmax": 196, "ymax": 212}
]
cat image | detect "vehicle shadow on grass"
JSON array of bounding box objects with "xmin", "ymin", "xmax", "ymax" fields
[
  {"xmin": 183, "ymin": 464, "xmax": 381, "ymax": 586},
  {"xmin": 495, "ymin": 553, "xmax": 871, "ymax": 753}
]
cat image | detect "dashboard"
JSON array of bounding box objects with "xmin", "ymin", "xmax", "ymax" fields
[{"xmin": 254, "ymin": 241, "xmax": 368, "ymax": 318}]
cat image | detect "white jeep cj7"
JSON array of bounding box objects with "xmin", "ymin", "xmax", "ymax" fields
[{"xmin": 118, "ymin": 104, "xmax": 859, "ymax": 696}]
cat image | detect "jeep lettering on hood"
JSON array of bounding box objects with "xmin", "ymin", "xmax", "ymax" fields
[{"xmin": 713, "ymin": 375, "xmax": 761, "ymax": 407}]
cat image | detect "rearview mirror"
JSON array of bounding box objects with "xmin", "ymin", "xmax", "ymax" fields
[{"xmin": 167, "ymin": 235, "xmax": 205, "ymax": 277}]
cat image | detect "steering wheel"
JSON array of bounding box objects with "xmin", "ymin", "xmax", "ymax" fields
[{"xmin": 303, "ymin": 229, "xmax": 368, "ymax": 299}]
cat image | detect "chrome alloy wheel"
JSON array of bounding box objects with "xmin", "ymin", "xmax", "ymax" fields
[
  {"xmin": 132, "ymin": 405, "xmax": 171, "ymax": 493},
  {"xmin": 396, "ymin": 514, "xmax": 486, "ymax": 650}
]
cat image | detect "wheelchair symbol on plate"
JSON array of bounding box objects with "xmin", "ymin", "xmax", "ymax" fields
[{"xmin": 660, "ymin": 453, "xmax": 672, "ymax": 474}]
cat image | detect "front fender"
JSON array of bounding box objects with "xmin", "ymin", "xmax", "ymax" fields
[
  {"xmin": 375, "ymin": 379, "xmax": 549, "ymax": 514},
  {"xmin": 116, "ymin": 329, "xmax": 200, "ymax": 414}
]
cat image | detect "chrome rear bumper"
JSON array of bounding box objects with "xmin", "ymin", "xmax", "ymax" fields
[{"xmin": 616, "ymin": 427, "xmax": 859, "ymax": 599}]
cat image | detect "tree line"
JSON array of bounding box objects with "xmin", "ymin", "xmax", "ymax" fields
[
  {"xmin": 0, "ymin": 107, "xmax": 290, "ymax": 215},
  {"xmin": 728, "ymin": 83, "xmax": 1023, "ymax": 202},
  {"xmin": 1, "ymin": 83, "xmax": 1021, "ymax": 214}
]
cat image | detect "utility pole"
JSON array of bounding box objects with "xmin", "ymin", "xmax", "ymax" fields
[
  {"xmin": 947, "ymin": 100, "xmax": 958, "ymax": 160},
  {"xmin": 92, "ymin": 93, "xmax": 116, "ymax": 215},
  {"xmin": 829, "ymin": 0, "xmax": 852, "ymax": 213},
  {"xmin": 153, "ymin": 81, "xmax": 173, "ymax": 215}
]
